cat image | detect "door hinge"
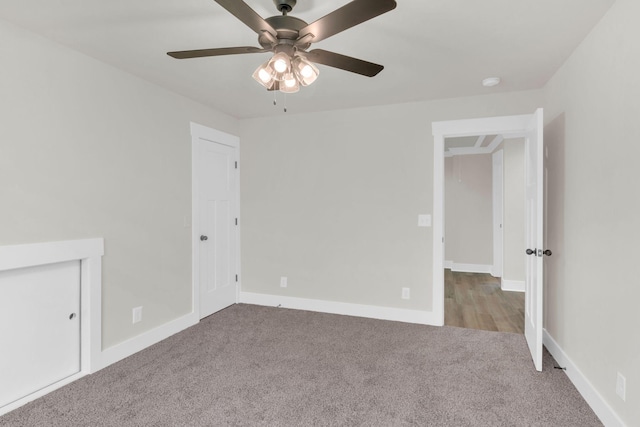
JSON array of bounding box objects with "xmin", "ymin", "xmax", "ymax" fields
[
  {"xmin": 235, "ymin": 274, "xmax": 238, "ymax": 282},
  {"xmin": 235, "ymin": 218, "xmax": 238, "ymax": 226}
]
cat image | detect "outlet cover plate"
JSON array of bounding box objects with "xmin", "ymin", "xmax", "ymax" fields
[
  {"xmin": 418, "ymin": 214, "xmax": 431, "ymax": 227},
  {"xmin": 280, "ymin": 277, "xmax": 288, "ymax": 288},
  {"xmin": 133, "ymin": 306, "xmax": 142, "ymax": 324},
  {"xmin": 616, "ymin": 372, "xmax": 626, "ymax": 401}
]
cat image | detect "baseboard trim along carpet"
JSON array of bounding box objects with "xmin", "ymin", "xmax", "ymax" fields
[
  {"xmin": 543, "ymin": 329, "xmax": 626, "ymax": 427},
  {"xmin": 239, "ymin": 292, "xmax": 439, "ymax": 326},
  {"xmin": 501, "ymin": 279, "xmax": 525, "ymax": 292},
  {"xmin": 96, "ymin": 311, "xmax": 199, "ymax": 372}
]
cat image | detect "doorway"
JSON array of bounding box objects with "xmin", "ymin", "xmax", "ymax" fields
[
  {"xmin": 443, "ymin": 136, "xmax": 526, "ymax": 334},
  {"xmin": 432, "ymin": 109, "xmax": 545, "ymax": 371}
]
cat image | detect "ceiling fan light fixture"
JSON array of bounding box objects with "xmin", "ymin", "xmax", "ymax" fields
[
  {"xmin": 292, "ymin": 55, "xmax": 319, "ymax": 86},
  {"xmin": 168, "ymin": 0, "xmax": 398, "ymax": 98}
]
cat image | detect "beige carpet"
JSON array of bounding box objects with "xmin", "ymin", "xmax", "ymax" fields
[{"xmin": 1, "ymin": 304, "xmax": 601, "ymax": 426}]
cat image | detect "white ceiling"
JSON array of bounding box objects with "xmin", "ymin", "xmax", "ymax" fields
[{"xmin": 0, "ymin": 0, "xmax": 615, "ymax": 119}]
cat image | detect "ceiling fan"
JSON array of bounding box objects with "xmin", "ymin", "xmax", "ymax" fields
[{"xmin": 167, "ymin": 0, "xmax": 397, "ymax": 93}]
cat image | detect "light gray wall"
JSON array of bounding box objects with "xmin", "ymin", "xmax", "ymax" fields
[
  {"xmin": 0, "ymin": 18, "xmax": 239, "ymax": 349},
  {"xmin": 239, "ymin": 91, "xmax": 543, "ymax": 312},
  {"xmin": 502, "ymin": 139, "xmax": 525, "ymax": 282},
  {"xmin": 444, "ymin": 154, "xmax": 493, "ymax": 267},
  {"xmin": 544, "ymin": 0, "xmax": 639, "ymax": 424}
]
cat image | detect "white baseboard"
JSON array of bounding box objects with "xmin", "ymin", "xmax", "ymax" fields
[
  {"xmin": 95, "ymin": 311, "xmax": 199, "ymax": 372},
  {"xmin": 240, "ymin": 292, "xmax": 440, "ymax": 326},
  {"xmin": 501, "ymin": 278, "xmax": 525, "ymax": 292},
  {"xmin": 543, "ymin": 330, "xmax": 626, "ymax": 427},
  {"xmin": 0, "ymin": 371, "xmax": 86, "ymax": 416},
  {"xmin": 444, "ymin": 260, "xmax": 453, "ymax": 269},
  {"xmin": 450, "ymin": 263, "xmax": 493, "ymax": 274}
]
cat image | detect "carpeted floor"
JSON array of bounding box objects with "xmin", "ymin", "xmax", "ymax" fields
[{"xmin": 1, "ymin": 304, "xmax": 601, "ymax": 426}]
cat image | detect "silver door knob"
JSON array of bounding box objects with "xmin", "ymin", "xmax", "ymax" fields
[{"xmin": 200, "ymin": 235, "xmax": 208, "ymax": 241}]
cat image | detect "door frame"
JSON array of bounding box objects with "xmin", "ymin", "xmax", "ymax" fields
[
  {"xmin": 492, "ymin": 149, "xmax": 504, "ymax": 278},
  {"xmin": 431, "ymin": 113, "xmax": 536, "ymax": 326},
  {"xmin": 191, "ymin": 122, "xmax": 241, "ymax": 319}
]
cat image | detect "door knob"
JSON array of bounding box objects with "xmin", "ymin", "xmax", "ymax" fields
[
  {"xmin": 526, "ymin": 248, "xmax": 536, "ymax": 255},
  {"xmin": 543, "ymin": 249, "xmax": 552, "ymax": 256},
  {"xmin": 200, "ymin": 235, "xmax": 208, "ymax": 241}
]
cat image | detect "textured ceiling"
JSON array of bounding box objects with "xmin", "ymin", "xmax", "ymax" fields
[{"xmin": 0, "ymin": 0, "xmax": 615, "ymax": 118}]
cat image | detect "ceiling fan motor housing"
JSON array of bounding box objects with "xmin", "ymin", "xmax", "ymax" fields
[
  {"xmin": 259, "ymin": 15, "xmax": 310, "ymax": 50},
  {"xmin": 274, "ymin": 0, "xmax": 297, "ymax": 14}
]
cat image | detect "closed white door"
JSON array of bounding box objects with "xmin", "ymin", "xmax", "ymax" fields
[
  {"xmin": 196, "ymin": 137, "xmax": 238, "ymax": 318},
  {"xmin": 0, "ymin": 261, "xmax": 80, "ymax": 408},
  {"xmin": 524, "ymin": 108, "xmax": 544, "ymax": 371}
]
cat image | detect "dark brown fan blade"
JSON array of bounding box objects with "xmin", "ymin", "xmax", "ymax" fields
[
  {"xmin": 214, "ymin": 0, "xmax": 277, "ymax": 37},
  {"xmin": 298, "ymin": 0, "xmax": 396, "ymax": 43},
  {"xmin": 167, "ymin": 46, "xmax": 268, "ymax": 59},
  {"xmin": 303, "ymin": 49, "xmax": 384, "ymax": 77}
]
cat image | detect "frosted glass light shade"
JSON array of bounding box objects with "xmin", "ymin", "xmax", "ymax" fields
[
  {"xmin": 268, "ymin": 52, "xmax": 291, "ymax": 81},
  {"xmin": 279, "ymin": 73, "xmax": 299, "ymax": 93},
  {"xmin": 292, "ymin": 56, "xmax": 319, "ymax": 86},
  {"xmin": 252, "ymin": 60, "xmax": 275, "ymax": 88}
]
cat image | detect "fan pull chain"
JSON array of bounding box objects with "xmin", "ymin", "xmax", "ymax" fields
[{"xmin": 284, "ymin": 92, "xmax": 287, "ymax": 113}]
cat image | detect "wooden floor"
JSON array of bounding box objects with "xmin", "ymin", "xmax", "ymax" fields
[{"xmin": 444, "ymin": 270, "xmax": 525, "ymax": 334}]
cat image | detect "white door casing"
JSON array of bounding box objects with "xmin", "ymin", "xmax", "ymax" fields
[
  {"xmin": 432, "ymin": 109, "xmax": 545, "ymax": 371},
  {"xmin": 524, "ymin": 109, "xmax": 544, "ymax": 371},
  {"xmin": 492, "ymin": 149, "xmax": 504, "ymax": 278},
  {"xmin": 191, "ymin": 123, "xmax": 239, "ymax": 319}
]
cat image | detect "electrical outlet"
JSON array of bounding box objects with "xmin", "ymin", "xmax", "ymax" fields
[
  {"xmin": 132, "ymin": 306, "xmax": 143, "ymax": 324},
  {"xmin": 402, "ymin": 288, "xmax": 410, "ymax": 299},
  {"xmin": 616, "ymin": 372, "xmax": 626, "ymax": 401},
  {"xmin": 280, "ymin": 277, "xmax": 288, "ymax": 288}
]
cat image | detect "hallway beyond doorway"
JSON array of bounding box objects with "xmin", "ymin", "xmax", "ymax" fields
[{"xmin": 445, "ymin": 270, "xmax": 524, "ymax": 333}]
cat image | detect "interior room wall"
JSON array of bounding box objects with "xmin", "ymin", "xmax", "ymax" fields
[
  {"xmin": 543, "ymin": 0, "xmax": 639, "ymax": 424},
  {"xmin": 502, "ymin": 139, "xmax": 525, "ymax": 283},
  {"xmin": 0, "ymin": 18, "xmax": 239, "ymax": 349},
  {"xmin": 444, "ymin": 154, "xmax": 493, "ymax": 268},
  {"xmin": 239, "ymin": 91, "xmax": 543, "ymax": 314}
]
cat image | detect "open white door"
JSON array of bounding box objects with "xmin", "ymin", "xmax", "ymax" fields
[{"xmin": 524, "ymin": 108, "xmax": 544, "ymax": 371}]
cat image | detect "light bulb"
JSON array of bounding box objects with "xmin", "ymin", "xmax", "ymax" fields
[
  {"xmin": 258, "ymin": 68, "xmax": 271, "ymax": 83},
  {"xmin": 301, "ymin": 65, "xmax": 313, "ymax": 78},
  {"xmin": 284, "ymin": 75, "xmax": 297, "ymax": 88},
  {"xmin": 274, "ymin": 58, "xmax": 288, "ymax": 73}
]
